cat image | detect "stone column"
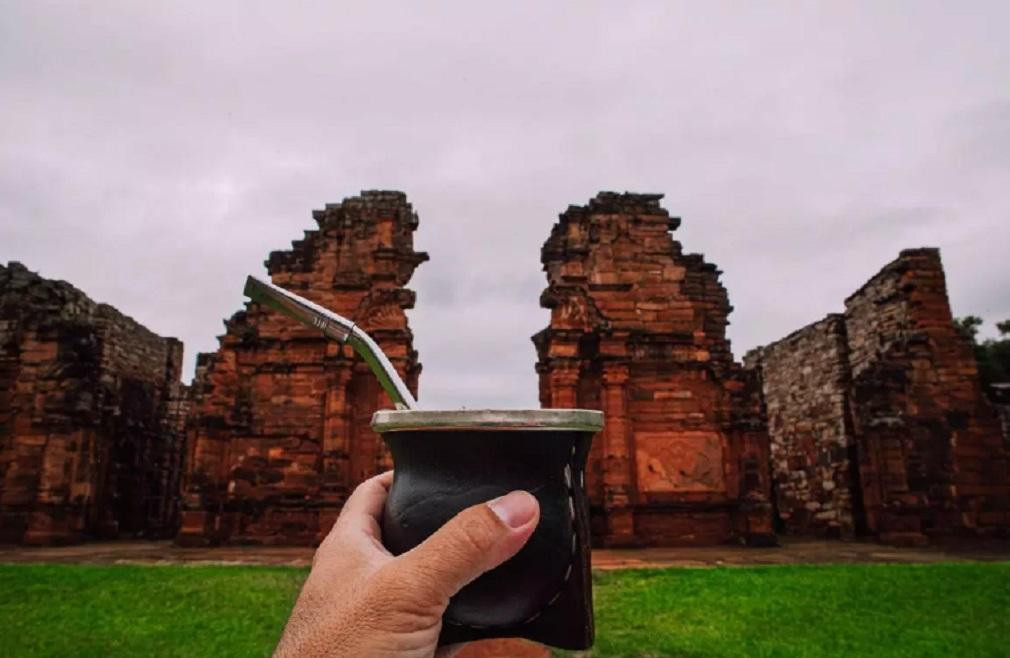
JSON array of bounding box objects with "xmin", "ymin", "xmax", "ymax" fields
[
  {"xmin": 375, "ymin": 373, "xmax": 394, "ymax": 472},
  {"xmin": 601, "ymin": 363, "xmax": 636, "ymax": 545},
  {"xmin": 314, "ymin": 365, "xmax": 352, "ymax": 542},
  {"xmin": 547, "ymin": 359, "xmax": 580, "ymax": 408},
  {"xmin": 321, "ymin": 365, "xmax": 352, "ymax": 503}
]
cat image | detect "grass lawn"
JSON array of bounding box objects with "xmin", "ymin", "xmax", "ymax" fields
[
  {"xmin": 1, "ymin": 563, "xmax": 1008, "ymax": 657},
  {"xmin": 0, "ymin": 564, "xmax": 304, "ymax": 657},
  {"xmin": 583, "ymin": 563, "xmax": 1010, "ymax": 657}
]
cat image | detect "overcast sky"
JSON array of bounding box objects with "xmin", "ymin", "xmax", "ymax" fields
[{"xmin": 2, "ymin": 2, "xmax": 1008, "ymax": 409}]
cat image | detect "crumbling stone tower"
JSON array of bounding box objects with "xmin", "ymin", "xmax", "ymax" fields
[
  {"xmin": 178, "ymin": 191, "xmax": 427, "ymax": 546},
  {"xmin": 533, "ymin": 192, "xmax": 773, "ymax": 546},
  {"xmin": 747, "ymin": 249, "xmax": 1010, "ymax": 543},
  {"xmin": 0, "ymin": 263, "xmax": 186, "ymax": 545}
]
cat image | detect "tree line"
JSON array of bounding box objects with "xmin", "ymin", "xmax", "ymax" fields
[{"xmin": 954, "ymin": 316, "xmax": 1010, "ymax": 393}]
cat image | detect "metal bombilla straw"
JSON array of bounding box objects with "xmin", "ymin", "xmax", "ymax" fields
[{"xmin": 243, "ymin": 276, "xmax": 419, "ymax": 410}]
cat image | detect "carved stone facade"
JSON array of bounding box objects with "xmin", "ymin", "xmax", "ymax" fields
[
  {"xmin": 747, "ymin": 249, "xmax": 1010, "ymax": 543},
  {"xmin": 0, "ymin": 262, "xmax": 186, "ymax": 545},
  {"xmin": 178, "ymin": 191, "xmax": 426, "ymax": 546},
  {"xmin": 533, "ymin": 192, "xmax": 774, "ymax": 547}
]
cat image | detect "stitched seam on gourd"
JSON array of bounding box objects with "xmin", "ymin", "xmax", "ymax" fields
[{"xmin": 445, "ymin": 441, "xmax": 579, "ymax": 630}]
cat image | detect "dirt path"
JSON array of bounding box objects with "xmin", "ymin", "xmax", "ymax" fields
[{"xmin": 2, "ymin": 538, "xmax": 1008, "ymax": 568}]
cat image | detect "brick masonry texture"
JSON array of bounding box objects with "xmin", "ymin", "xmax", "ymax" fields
[
  {"xmin": 5, "ymin": 194, "xmax": 1007, "ymax": 551},
  {"xmin": 533, "ymin": 192, "xmax": 774, "ymax": 547},
  {"xmin": 0, "ymin": 262, "xmax": 186, "ymax": 545},
  {"xmin": 744, "ymin": 315, "xmax": 858, "ymax": 538},
  {"xmin": 993, "ymin": 386, "xmax": 1010, "ymax": 450},
  {"xmin": 747, "ymin": 249, "xmax": 1010, "ymax": 544},
  {"xmin": 177, "ymin": 191, "xmax": 427, "ymax": 546}
]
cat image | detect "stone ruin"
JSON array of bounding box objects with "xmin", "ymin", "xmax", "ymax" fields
[
  {"xmin": 993, "ymin": 384, "xmax": 1010, "ymax": 444},
  {"xmin": 746, "ymin": 249, "xmax": 1010, "ymax": 543},
  {"xmin": 533, "ymin": 192, "xmax": 774, "ymax": 546},
  {"xmin": 2, "ymin": 190, "xmax": 1007, "ymax": 549},
  {"xmin": 178, "ymin": 191, "xmax": 427, "ymax": 546},
  {"xmin": 0, "ymin": 262, "xmax": 186, "ymax": 544}
]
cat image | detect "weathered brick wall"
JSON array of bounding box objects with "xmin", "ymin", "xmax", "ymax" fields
[
  {"xmin": 97, "ymin": 304, "xmax": 179, "ymax": 382},
  {"xmin": 533, "ymin": 192, "xmax": 773, "ymax": 547},
  {"xmin": 179, "ymin": 191, "xmax": 427, "ymax": 546},
  {"xmin": 0, "ymin": 262, "xmax": 185, "ymax": 544},
  {"xmin": 845, "ymin": 248, "xmax": 1009, "ymax": 541},
  {"xmin": 992, "ymin": 385, "xmax": 1010, "ymax": 448},
  {"xmin": 749, "ymin": 248, "xmax": 1010, "ymax": 543},
  {"xmin": 744, "ymin": 315, "xmax": 857, "ymax": 538}
]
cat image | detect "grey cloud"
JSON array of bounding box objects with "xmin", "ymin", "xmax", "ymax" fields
[{"xmin": 2, "ymin": 1, "xmax": 1008, "ymax": 407}]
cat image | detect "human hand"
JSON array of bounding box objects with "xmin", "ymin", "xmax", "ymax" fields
[{"xmin": 274, "ymin": 471, "xmax": 541, "ymax": 658}]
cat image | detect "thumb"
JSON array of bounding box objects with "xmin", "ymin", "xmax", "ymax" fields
[{"xmin": 390, "ymin": 490, "xmax": 540, "ymax": 605}]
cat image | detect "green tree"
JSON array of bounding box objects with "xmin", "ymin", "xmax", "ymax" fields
[
  {"xmin": 956, "ymin": 316, "xmax": 1010, "ymax": 392},
  {"xmin": 954, "ymin": 315, "xmax": 984, "ymax": 341}
]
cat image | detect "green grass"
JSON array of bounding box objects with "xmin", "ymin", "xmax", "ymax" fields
[
  {"xmin": 1, "ymin": 563, "xmax": 1008, "ymax": 657},
  {"xmin": 0, "ymin": 564, "xmax": 305, "ymax": 657},
  {"xmin": 581, "ymin": 564, "xmax": 1010, "ymax": 658}
]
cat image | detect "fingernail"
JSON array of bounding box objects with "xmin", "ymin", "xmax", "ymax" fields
[{"xmin": 487, "ymin": 491, "xmax": 538, "ymax": 528}]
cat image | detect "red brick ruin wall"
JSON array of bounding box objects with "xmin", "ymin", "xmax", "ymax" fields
[
  {"xmin": 178, "ymin": 191, "xmax": 427, "ymax": 546},
  {"xmin": 747, "ymin": 249, "xmax": 1010, "ymax": 543},
  {"xmin": 0, "ymin": 262, "xmax": 186, "ymax": 545},
  {"xmin": 846, "ymin": 249, "xmax": 1009, "ymax": 540},
  {"xmin": 994, "ymin": 387, "xmax": 1010, "ymax": 447},
  {"xmin": 5, "ymin": 193, "xmax": 1007, "ymax": 549},
  {"xmin": 533, "ymin": 192, "xmax": 774, "ymax": 547}
]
